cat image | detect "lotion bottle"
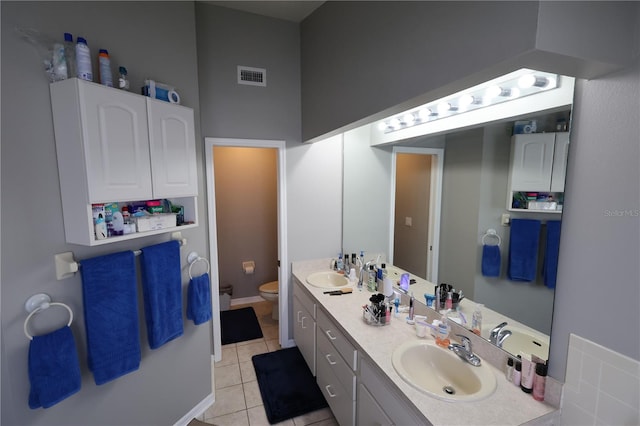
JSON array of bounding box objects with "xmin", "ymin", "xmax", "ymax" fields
[
  {"xmin": 95, "ymin": 213, "xmax": 107, "ymax": 240},
  {"xmin": 512, "ymin": 359, "xmax": 522, "ymax": 387},
  {"xmin": 533, "ymin": 362, "xmax": 548, "ymax": 401}
]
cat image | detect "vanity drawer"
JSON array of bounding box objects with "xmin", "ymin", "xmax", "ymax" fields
[
  {"xmin": 317, "ymin": 325, "xmax": 356, "ymax": 400},
  {"xmin": 293, "ymin": 279, "xmax": 316, "ymax": 319},
  {"xmin": 317, "ymin": 309, "xmax": 357, "ymax": 371},
  {"xmin": 316, "ymin": 346, "xmax": 356, "ymax": 426}
]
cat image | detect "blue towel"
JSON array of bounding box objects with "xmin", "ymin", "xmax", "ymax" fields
[
  {"xmin": 81, "ymin": 251, "xmax": 141, "ymax": 385},
  {"xmin": 508, "ymin": 219, "xmax": 542, "ymax": 282},
  {"xmin": 187, "ymin": 273, "xmax": 212, "ymax": 325},
  {"xmin": 140, "ymin": 240, "xmax": 183, "ymax": 349},
  {"xmin": 481, "ymin": 244, "xmax": 501, "ymax": 277},
  {"xmin": 543, "ymin": 220, "xmax": 562, "ymax": 288},
  {"xmin": 28, "ymin": 326, "xmax": 81, "ymax": 409}
]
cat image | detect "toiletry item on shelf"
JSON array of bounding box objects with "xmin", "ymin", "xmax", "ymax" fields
[
  {"xmin": 435, "ymin": 313, "xmax": 450, "ymax": 348},
  {"xmin": 98, "ymin": 49, "xmax": 113, "ymax": 87},
  {"xmin": 337, "ymin": 253, "xmax": 344, "ymax": 272},
  {"xmin": 393, "ymin": 297, "xmax": 400, "ymax": 316},
  {"xmin": 505, "ymin": 357, "xmax": 514, "ymax": 382},
  {"xmin": 63, "ymin": 33, "xmax": 76, "ymax": 79},
  {"xmin": 367, "ymin": 265, "xmax": 376, "ymax": 292},
  {"xmin": 52, "ymin": 42, "xmax": 67, "ymax": 81},
  {"xmin": 118, "ymin": 66, "xmax": 130, "ymax": 90},
  {"xmin": 75, "ymin": 36, "xmax": 92, "ymax": 81},
  {"xmin": 533, "ymin": 362, "xmax": 547, "ymax": 401},
  {"xmin": 94, "ymin": 213, "xmax": 107, "ymax": 240},
  {"xmin": 445, "ymin": 291, "xmax": 453, "ymax": 310},
  {"xmin": 343, "ymin": 254, "xmax": 349, "ymax": 273},
  {"xmin": 111, "ymin": 211, "xmax": 124, "ymax": 236},
  {"xmin": 472, "ymin": 304, "xmax": 483, "ymax": 335},
  {"xmin": 520, "ymin": 353, "xmax": 535, "ymax": 393},
  {"xmin": 513, "ymin": 359, "xmax": 522, "ymax": 387}
]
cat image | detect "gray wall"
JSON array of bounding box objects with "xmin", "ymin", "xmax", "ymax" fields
[
  {"xmin": 1, "ymin": 2, "xmax": 210, "ymax": 425},
  {"xmin": 301, "ymin": 1, "xmax": 638, "ymax": 142}
]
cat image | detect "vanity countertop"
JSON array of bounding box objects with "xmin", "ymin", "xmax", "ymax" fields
[{"xmin": 292, "ymin": 259, "xmax": 557, "ymax": 426}]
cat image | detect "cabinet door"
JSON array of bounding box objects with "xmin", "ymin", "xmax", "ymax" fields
[
  {"xmin": 147, "ymin": 99, "xmax": 198, "ymax": 197},
  {"xmin": 79, "ymin": 82, "xmax": 152, "ymax": 202},
  {"xmin": 510, "ymin": 133, "xmax": 555, "ymax": 192},
  {"xmin": 293, "ymin": 295, "xmax": 316, "ymax": 376},
  {"xmin": 550, "ymin": 132, "xmax": 569, "ymax": 192},
  {"xmin": 357, "ymin": 384, "xmax": 393, "ymax": 426}
]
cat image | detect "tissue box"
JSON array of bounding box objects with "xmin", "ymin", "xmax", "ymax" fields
[{"xmin": 135, "ymin": 213, "xmax": 176, "ymax": 232}]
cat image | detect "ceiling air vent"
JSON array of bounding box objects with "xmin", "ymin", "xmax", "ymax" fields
[{"xmin": 237, "ymin": 66, "xmax": 266, "ymax": 87}]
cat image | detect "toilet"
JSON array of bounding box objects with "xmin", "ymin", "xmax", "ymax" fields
[{"xmin": 258, "ymin": 281, "xmax": 279, "ymax": 320}]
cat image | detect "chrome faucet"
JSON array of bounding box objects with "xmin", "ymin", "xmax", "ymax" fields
[
  {"xmin": 489, "ymin": 322, "xmax": 512, "ymax": 348},
  {"xmin": 448, "ymin": 334, "xmax": 481, "ymax": 367},
  {"xmin": 357, "ymin": 260, "xmax": 375, "ymax": 289}
]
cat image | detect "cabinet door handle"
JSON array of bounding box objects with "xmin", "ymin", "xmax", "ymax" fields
[
  {"xmin": 301, "ymin": 316, "xmax": 307, "ymax": 329},
  {"xmin": 325, "ymin": 385, "xmax": 336, "ymax": 398},
  {"xmin": 325, "ymin": 353, "xmax": 337, "ymax": 365},
  {"xmin": 297, "ymin": 310, "xmax": 302, "ymax": 323},
  {"xmin": 325, "ymin": 330, "xmax": 337, "ymax": 340}
]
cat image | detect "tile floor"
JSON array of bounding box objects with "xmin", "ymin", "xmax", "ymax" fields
[{"xmin": 197, "ymin": 300, "xmax": 337, "ymax": 426}]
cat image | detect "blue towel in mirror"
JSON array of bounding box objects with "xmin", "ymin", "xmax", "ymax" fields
[
  {"xmin": 28, "ymin": 326, "xmax": 81, "ymax": 409},
  {"xmin": 481, "ymin": 244, "xmax": 501, "ymax": 277},
  {"xmin": 543, "ymin": 220, "xmax": 562, "ymax": 288},
  {"xmin": 140, "ymin": 240, "xmax": 184, "ymax": 349},
  {"xmin": 81, "ymin": 250, "xmax": 141, "ymax": 385},
  {"xmin": 508, "ymin": 219, "xmax": 541, "ymax": 282},
  {"xmin": 187, "ymin": 272, "xmax": 212, "ymax": 325}
]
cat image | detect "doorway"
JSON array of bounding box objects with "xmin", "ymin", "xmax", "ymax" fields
[
  {"xmin": 205, "ymin": 138, "xmax": 287, "ymax": 362},
  {"xmin": 390, "ymin": 147, "xmax": 444, "ymax": 283}
]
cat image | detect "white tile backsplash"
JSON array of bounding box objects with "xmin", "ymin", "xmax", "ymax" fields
[{"xmin": 561, "ymin": 334, "xmax": 640, "ymax": 426}]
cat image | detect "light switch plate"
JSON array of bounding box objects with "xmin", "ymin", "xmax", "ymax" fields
[{"xmin": 405, "ymin": 216, "xmax": 412, "ymax": 227}]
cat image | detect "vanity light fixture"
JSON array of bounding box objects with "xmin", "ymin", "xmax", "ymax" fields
[{"xmin": 376, "ymin": 68, "xmax": 559, "ymax": 134}]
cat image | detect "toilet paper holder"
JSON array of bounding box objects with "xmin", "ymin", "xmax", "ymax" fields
[{"xmin": 242, "ymin": 261, "xmax": 255, "ymax": 274}]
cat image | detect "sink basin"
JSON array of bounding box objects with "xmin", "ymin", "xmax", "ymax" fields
[
  {"xmin": 484, "ymin": 327, "xmax": 550, "ymax": 360},
  {"xmin": 306, "ymin": 271, "xmax": 349, "ymax": 288},
  {"xmin": 392, "ymin": 340, "xmax": 497, "ymax": 402}
]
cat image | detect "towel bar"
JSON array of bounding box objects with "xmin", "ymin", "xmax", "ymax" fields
[
  {"xmin": 24, "ymin": 293, "xmax": 73, "ymax": 340},
  {"xmin": 54, "ymin": 232, "xmax": 188, "ymax": 280}
]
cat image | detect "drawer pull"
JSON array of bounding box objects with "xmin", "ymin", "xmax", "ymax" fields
[
  {"xmin": 325, "ymin": 353, "xmax": 337, "ymax": 365},
  {"xmin": 325, "ymin": 385, "xmax": 336, "ymax": 398},
  {"xmin": 325, "ymin": 330, "xmax": 337, "ymax": 340},
  {"xmin": 301, "ymin": 316, "xmax": 307, "ymax": 329}
]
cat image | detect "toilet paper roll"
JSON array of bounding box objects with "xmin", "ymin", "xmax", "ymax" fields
[
  {"xmin": 168, "ymin": 90, "xmax": 181, "ymax": 104},
  {"xmin": 244, "ymin": 266, "xmax": 254, "ymax": 274}
]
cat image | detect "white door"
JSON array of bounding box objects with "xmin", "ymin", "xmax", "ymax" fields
[
  {"xmin": 510, "ymin": 133, "xmax": 555, "ymax": 192},
  {"xmin": 147, "ymin": 99, "xmax": 198, "ymax": 197},
  {"xmin": 80, "ymin": 82, "xmax": 152, "ymax": 202}
]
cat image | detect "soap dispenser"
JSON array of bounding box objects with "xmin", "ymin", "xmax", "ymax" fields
[{"xmin": 435, "ymin": 313, "xmax": 451, "ymax": 348}]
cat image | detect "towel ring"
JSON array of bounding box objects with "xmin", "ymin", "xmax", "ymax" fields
[
  {"xmin": 188, "ymin": 255, "xmax": 210, "ymax": 280},
  {"xmin": 482, "ymin": 229, "xmax": 502, "ymax": 247},
  {"xmin": 23, "ymin": 294, "xmax": 73, "ymax": 340}
]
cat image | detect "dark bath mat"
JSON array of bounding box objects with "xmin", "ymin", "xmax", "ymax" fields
[
  {"xmin": 220, "ymin": 307, "xmax": 263, "ymax": 345},
  {"xmin": 252, "ymin": 347, "xmax": 328, "ymax": 424}
]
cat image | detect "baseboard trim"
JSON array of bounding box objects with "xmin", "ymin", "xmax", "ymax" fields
[
  {"xmin": 173, "ymin": 392, "xmax": 215, "ymax": 426},
  {"xmin": 230, "ymin": 295, "xmax": 266, "ymax": 306}
]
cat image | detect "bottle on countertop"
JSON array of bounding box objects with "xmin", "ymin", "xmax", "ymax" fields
[
  {"xmin": 512, "ymin": 359, "xmax": 522, "ymax": 387},
  {"xmin": 435, "ymin": 313, "xmax": 450, "ymax": 348},
  {"xmin": 336, "ymin": 252, "xmax": 344, "ymax": 272},
  {"xmin": 63, "ymin": 33, "xmax": 76, "ymax": 78},
  {"xmin": 445, "ymin": 291, "xmax": 453, "ymax": 310},
  {"xmin": 472, "ymin": 304, "xmax": 483, "ymax": 336},
  {"xmin": 505, "ymin": 357, "xmax": 514, "ymax": 382},
  {"xmin": 533, "ymin": 362, "xmax": 548, "ymax": 401},
  {"xmin": 367, "ymin": 265, "xmax": 376, "ymax": 292},
  {"xmin": 98, "ymin": 49, "xmax": 113, "ymax": 87},
  {"xmin": 75, "ymin": 36, "xmax": 92, "ymax": 81}
]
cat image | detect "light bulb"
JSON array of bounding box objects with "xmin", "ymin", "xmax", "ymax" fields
[
  {"xmin": 437, "ymin": 102, "xmax": 457, "ymax": 114},
  {"xmin": 403, "ymin": 113, "xmax": 415, "ymax": 125},
  {"xmin": 377, "ymin": 121, "xmax": 387, "ymax": 131},
  {"xmin": 393, "ymin": 118, "xmax": 402, "ymax": 128},
  {"xmin": 486, "ymin": 86, "xmax": 510, "ymax": 98},
  {"xmin": 518, "ymin": 74, "xmax": 549, "ymax": 88},
  {"xmin": 459, "ymin": 94, "xmax": 481, "ymax": 108},
  {"xmin": 417, "ymin": 108, "xmax": 430, "ymax": 121}
]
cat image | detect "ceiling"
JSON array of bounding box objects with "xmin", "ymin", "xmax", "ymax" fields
[{"xmin": 204, "ymin": 1, "xmax": 325, "ymax": 22}]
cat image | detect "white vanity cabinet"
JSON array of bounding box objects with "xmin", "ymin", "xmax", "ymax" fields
[
  {"xmin": 507, "ymin": 132, "xmax": 569, "ymax": 212},
  {"xmin": 316, "ymin": 309, "xmax": 357, "ymax": 425},
  {"xmin": 49, "ymin": 78, "xmax": 198, "ymax": 245},
  {"xmin": 293, "ymin": 282, "xmax": 316, "ymax": 376},
  {"xmin": 358, "ymin": 356, "xmax": 427, "ymax": 426}
]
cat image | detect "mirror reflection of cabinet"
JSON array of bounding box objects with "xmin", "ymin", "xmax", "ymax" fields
[
  {"xmin": 507, "ymin": 132, "xmax": 569, "ymax": 212},
  {"xmin": 50, "ymin": 78, "xmax": 198, "ymax": 246}
]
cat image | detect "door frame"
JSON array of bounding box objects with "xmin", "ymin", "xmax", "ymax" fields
[
  {"xmin": 390, "ymin": 147, "xmax": 444, "ymax": 283},
  {"xmin": 205, "ymin": 137, "xmax": 287, "ymax": 362}
]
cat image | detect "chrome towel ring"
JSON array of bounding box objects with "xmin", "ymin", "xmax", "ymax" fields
[
  {"xmin": 481, "ymin": 229, "xmax": 502, "ymax": 246},
  {"xmin": 24, "ymin": 293, "xmax": 73, "ymax": 340},
  {"xmin": 187, "ymin": 251, "xmax": 211, "ymax": 280}
]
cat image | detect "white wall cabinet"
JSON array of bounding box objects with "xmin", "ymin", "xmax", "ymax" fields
[
  {"xmin": 507, "ymin": 132, "xmax": 569, "ymax": 212},
  {"xmin": 50, "ymin": 78, "xmax": 198, "ymax": 245}
]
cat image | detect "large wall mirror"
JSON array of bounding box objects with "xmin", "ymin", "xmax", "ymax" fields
[{"xmin": 342, "ymin": 71, "xmax": 575, "ymax": 360}]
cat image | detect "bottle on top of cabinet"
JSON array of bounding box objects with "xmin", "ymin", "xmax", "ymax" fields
[{"xmin": 75, "ymin": 37, "xmax": 92, "ymax": 81}]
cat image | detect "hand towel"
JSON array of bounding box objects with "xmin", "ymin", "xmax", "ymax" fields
[
  {"xmin": 140, "ymin": 240, "xmax": 183, "ymax": 349},
  {"xmin": 508, "ymin": 219, "xmax": 542, "ymax": 282},
  {"xmin": 481, "ymin": 244, "xmax": 501, "ymax": 277},
  {"xmin": 81, "ymin": 250, "xmax": 141, "ymax": 385},
  {"xmin": 28, "ymin": 326, "xmax": 81, "ymax": 409},
  {"xmin": 187, "ymin": 272, "xmax": 212, "ymax": 325},
  {"xmin": 543, "ymin": 220, "xmax": 562, "ymax": 288}
]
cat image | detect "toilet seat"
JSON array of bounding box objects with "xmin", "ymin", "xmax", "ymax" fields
[{"xmin": 259, "ymin": 281, "xmax": 278, "ymax": 294}]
